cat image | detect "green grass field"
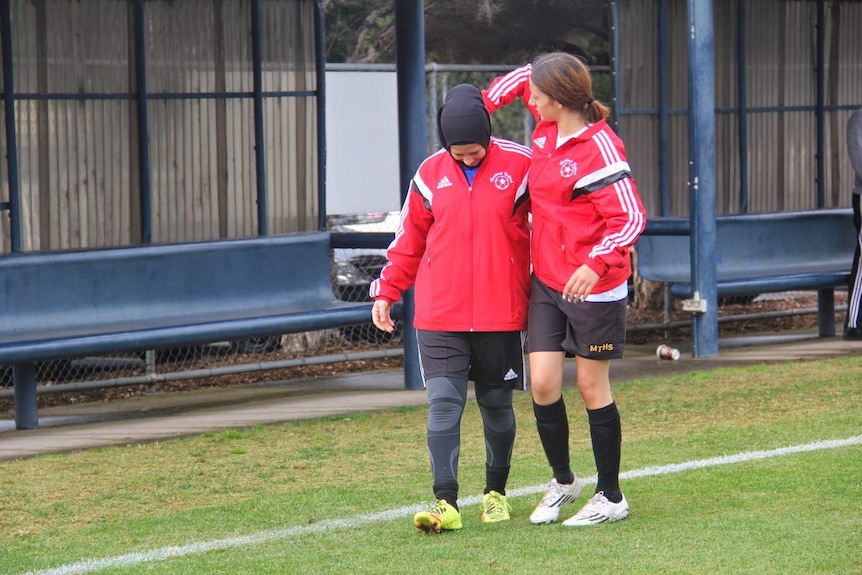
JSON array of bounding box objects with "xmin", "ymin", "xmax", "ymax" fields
[{"xmin": 1, "ymin": 357, "xmax": 861, "ymax": 575}]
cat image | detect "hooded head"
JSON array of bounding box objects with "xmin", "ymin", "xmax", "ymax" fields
[{"xmin": 437, "ymin": 83, "xmax": 492, "ymax": 152}]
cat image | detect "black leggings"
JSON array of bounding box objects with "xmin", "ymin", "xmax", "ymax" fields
[{"xmin": 426, "ymin": 377, "xmax": 515, "ymax": 504}]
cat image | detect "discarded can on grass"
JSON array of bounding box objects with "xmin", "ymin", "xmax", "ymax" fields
[{"xmin": 656, "ymin": 344, "xmax": 680, "ymax": 361}]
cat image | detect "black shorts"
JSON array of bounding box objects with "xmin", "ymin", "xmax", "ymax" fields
[
  {"xmin": 527, "ymin": 275, "xmax": 627, "ymax": 360},
  {"xmin": 416, "ymin": 330, "xmax": 526, "ymax": 390}
]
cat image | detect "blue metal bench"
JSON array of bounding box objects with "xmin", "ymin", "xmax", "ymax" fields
[
  {"xmin": 0, "ymin": 232, "xmax": 390, "ymax": 430},
  {"xmin": 636, "ymin": 208, "xmax": 855, "ymax": 336}
]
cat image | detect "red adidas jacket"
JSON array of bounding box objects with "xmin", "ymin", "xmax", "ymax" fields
[
  {"xmin": 369, "ymin": 137, "xmax": 532, "ymax": 331},
  {"xmin": 483, "ymin": 65, "xmax": 646, "ymax": 294}
]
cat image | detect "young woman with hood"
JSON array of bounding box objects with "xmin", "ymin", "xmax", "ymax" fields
[{"xmin": 370, "ymin": 83, "xmax": 531, "ymax": 533}]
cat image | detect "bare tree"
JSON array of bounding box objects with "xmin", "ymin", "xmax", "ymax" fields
[{"xmin": 323, "ymin": 0, "xmax": 609, "ymax": 65}]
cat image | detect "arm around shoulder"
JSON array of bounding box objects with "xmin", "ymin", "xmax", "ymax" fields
[{"xmin": 482, "ymin": 64, "xmax": 536, "ymax": 119}]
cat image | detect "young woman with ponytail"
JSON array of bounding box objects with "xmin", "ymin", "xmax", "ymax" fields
[{"xmin": 484, "ymin": 52, "xmax": 646, "ymax": 526}]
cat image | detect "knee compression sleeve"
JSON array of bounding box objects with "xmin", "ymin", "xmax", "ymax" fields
[
  {"xmin": 476, "ymin": 385, "xmax": 516, "ymax": 467},
  {"xmin": 476, "ymin": 385, "xmax": 516, "ymax": 494},
  {"xmin": 425, "ymin": 377, "xmax": 468, "ymax": 502}
]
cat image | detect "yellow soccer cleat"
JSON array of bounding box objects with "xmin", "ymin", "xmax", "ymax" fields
[
  {"xmin": 480, "ymin": 490, "xmax": 512, "ymax": 523},
  {"xmin": 414, "ymin": 499, "xmax": 463, "ymax": 533}
]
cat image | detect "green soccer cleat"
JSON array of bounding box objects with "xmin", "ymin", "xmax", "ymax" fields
[
  {"xmin": 414, "ymin": 499, "xmax": 463, "ymax": 533},
  {"xmin": 480, "ymin": 490, "xmax": 512, "ymax": 523}
]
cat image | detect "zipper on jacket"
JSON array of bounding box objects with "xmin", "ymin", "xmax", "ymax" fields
[{"xmin": 468, "ymin": 184, "xmax": 474, "ymax": 330}]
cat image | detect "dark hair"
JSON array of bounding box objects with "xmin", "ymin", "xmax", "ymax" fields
[{"xmin": 531, "ymin": 52, "xmax": 609, "ymax": 123}]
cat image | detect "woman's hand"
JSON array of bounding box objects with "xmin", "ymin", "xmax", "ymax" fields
[
  {"xmin": 562, "ymin": 264, "xmax": 600, "ymax": 303},
  {"xmin": 372, "ymin": 300, "xmax": 395, "ymax": 332}
]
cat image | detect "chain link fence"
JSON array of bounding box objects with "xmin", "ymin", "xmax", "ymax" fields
[{"xmin": 0, "ymin": 278, "xmax": 846, "ymax": 407}]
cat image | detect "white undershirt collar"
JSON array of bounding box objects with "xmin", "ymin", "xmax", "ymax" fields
[{"xmin": 556, "ymin": 124, "xmax": 591, "ymax": 149}]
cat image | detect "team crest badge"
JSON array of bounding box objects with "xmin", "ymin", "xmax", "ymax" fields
[
  {"xmin": 560, "ymin": 159, "xmax": 577, "ymax": 178},
  {"xmin": 491, "ymin": 171, "xmax": 514, "ymax": 190}
]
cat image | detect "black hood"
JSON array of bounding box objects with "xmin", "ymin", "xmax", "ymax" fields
[{"xmin": 436, "ymin": 83, "xmax": 492, "ymax": 150}]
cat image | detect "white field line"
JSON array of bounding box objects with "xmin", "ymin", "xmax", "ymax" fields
[{"xmin": 21, "ymin": 434, "xmax": 862, "ymax": 575}]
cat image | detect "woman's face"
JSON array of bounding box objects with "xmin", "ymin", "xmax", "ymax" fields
[
  {"xmin": 448, "ymin": 143, "xmax": 487, "ymax": 167},
  {"xmin": 529, "ymin": 80, "xmax": 560, "ymax": 123}
]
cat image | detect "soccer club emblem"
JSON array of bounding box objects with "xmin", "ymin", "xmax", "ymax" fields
[
  {"xmin": 491, "ymin": 171, "xmax": 514, "ymax": 190},
  {"xmin": 560, "ymin": 159, "xmax": 577, "ymax": 178}
]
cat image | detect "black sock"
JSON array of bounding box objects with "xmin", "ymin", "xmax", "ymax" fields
[
  {"xmin": 485, "ymin": 464, "xmax": 510, "ymax": 495},
  {"xmin": 588, "ymin": 402, "xmax": 622, "ymax": 503},
  {"xmin": 533, "ymin": 397, "xmax": 574, "ymax": 485}
]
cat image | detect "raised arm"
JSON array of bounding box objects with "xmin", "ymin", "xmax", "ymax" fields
[{"xmin": 482, "ymin": 64, "xmax": 538, "ymax": 121}]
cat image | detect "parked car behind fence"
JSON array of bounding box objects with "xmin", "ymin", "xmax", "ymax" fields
[{"xmin": 330, "ymin": 211, "xmax": 403, "ymax": 344}]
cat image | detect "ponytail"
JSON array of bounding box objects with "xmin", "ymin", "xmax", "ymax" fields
[{"xmin": 586, "ymin": 99, "xmax": 610, "ymax": 123}]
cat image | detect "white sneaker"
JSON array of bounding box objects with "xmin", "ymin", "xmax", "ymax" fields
[
  {"xmin": 562, "ymin": 491, "xmax": 629, "ymax": 526},
  {"xmin": 529, "ymin": 478, "xmax": 583, "ymax": 524}
]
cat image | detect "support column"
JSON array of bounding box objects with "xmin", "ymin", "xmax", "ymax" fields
[
  {"xmin": 817, "ymin": 288, "xmax": 836, "ymax": 337},
  {"xmin": 394, "ymin": 0, "xmax": 425, "ymax": 390},
  {"xmin": 687, "ymin": 0, "xmax": 719, "ymax": 357},
  {"xmin": 13, "ymin": 363, "xmax": 39, "ymax": 430}
]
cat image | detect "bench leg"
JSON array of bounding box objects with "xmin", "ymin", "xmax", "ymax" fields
[
  {"xmin": 12, "ymin": 363, "xmax": 39, "ymax": 430},
  {"xmin": 817, "ymin": 288, "xmax": 836, "ymax": 337}
]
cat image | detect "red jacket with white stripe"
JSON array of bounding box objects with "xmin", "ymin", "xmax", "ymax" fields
[
  {"xmin": 484, "ymin": 65, "xmax": 647, "ymax": 294},
  {"xmin": 369, "ymin": 137, "xmax": 532, "ymax": 331}
]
